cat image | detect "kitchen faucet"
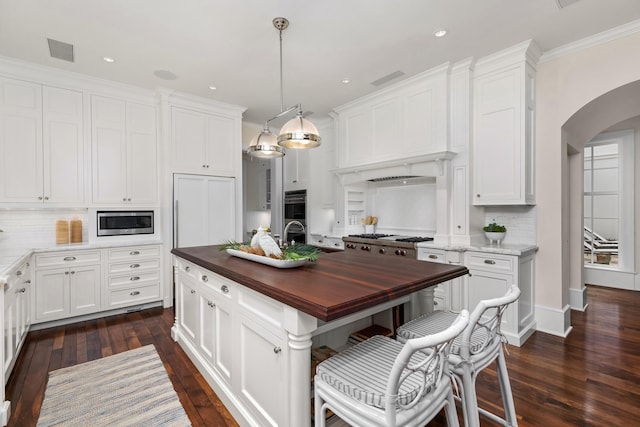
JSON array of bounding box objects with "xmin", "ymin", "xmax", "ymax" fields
[{"xmin": 283, "ymin": 220, "xmax": 305, "ymax": 246}]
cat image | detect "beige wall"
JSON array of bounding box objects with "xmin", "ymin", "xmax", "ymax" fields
[{"xmin": 536, "ymin": 31, "xmax": 640, "ymax": 316}]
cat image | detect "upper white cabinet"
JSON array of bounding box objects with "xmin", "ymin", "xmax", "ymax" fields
[
  {"xmin": 0, "ymin": 78, "xmax": 84, "ymax": 204},
  {"xmin": 472, "ymin": 41, "xmax": 540, "ymax": 205},
  {"xmin": 171, "ymin": 106, "xmax": 237, "ymax": 177},
  {"xmin": 333, "ymin": 65, "xmax": 449, "ymax": 169},
  {"xmin": 91, "ymin": 95, "xmax": 157, "ymax": 205}
]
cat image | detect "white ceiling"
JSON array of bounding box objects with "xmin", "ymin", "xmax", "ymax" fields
[{"xmin": 1, "ymin": 0, "xmax": 640, "ymax": 125}]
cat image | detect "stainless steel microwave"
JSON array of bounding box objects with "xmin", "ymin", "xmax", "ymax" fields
[{"xmin": 97, "ymin": 211, "xmax": 154, "ymax": 236}]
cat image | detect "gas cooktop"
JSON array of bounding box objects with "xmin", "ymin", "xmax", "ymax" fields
[{"xmin": 346, "ymin": 234, "xmax": 434, "ymax": 243}]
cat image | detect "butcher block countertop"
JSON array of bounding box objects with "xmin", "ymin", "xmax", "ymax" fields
[{"xmin": 171, "ymin": 245, "xmax": 469, "ymax": 322}]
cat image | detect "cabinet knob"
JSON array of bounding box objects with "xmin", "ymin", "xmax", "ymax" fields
[
  {"xmin": 202, "ymin": 164, "xmax": 207, "ymax": 168},
  {"xmin": 484, "ymin": 260, "xmax": 496, "ymax": 265},
  {"xmin": 16, "ymin": 270, "xmax": 22, "ymax": 276},
  {"xmin": 428, "ymin": 254, "xmax": 438, "ymax": 259},
  {"xmin": 457, "ymin": 225, "xmax": 462, "ymax": 229},
  {"xmin": 184, "ymin": 266, "xmax": 191, "ymax": 272},
  {"xmin": 123, "ymin": 197, "xmax": 127, "ymax": 201},
  {"xmin": 38, "ymin": 196, "xmax": 43, "ymax": 200},
  {"xmin": 44, "ymin": 196, "xmax": 49, "ymax": 200},
  {"xmin": 221, "ymin": 285, "xmax": 229, "ymax": 293},
  {"xmin": 273, "ymin": 347, "xmax": 282, "ymax": 354},
  {"xmin": 201, "ymin": 275, "xmax": 208, "ymax": 282},
  {"xmin": 25, "ymin": 280, "xmax": 31, "ymax": 284},
  {"xmin": 208, "ymin": 301, "xmax": 215, "ymax": 308},
  {"xmin": 434, "ymin": 300, "xmax": 438, "ymax": 306},
  {"xmin": 190, "ymin": 289, "xmax": 196, "ymax": 294},
  {"xmin": 130, "ymin": 276, "xmax": 140, "ymax": 281},
  {"xmin": 130, "ymin": 291, "xmax": 140, "ymax": 296},
  {"xmin": 15, "ymin": 288, "xmax": 26, "ymax": 294},
  {"xmin": 63, "ymin": 256, "xmax": 77, "ymax": 261},
  {"xmin": 70, "ymin": 271, "xmax": 75, "ymax": 274},
  {"xmin": 476, "ymin": 194, "xmax": 481, "ymax": 197},
  {"xmin": 127, "ymin": 198, "xmax": 131, "ymax": 202},
  {"xmin": 130, "ymin": 251, "xmax": 140, "ymax": 255},
  {"xmin": 65, "ymin": 271, "xmax": 69, "ymax": 275},
  {"xmin": 130, "ymin": 263, "xmax": 140, "ymax": 268}
]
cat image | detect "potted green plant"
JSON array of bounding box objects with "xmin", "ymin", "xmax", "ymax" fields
[{"xmin": 483, "ymin": 222, "xmax": 506, "ymax": 244}]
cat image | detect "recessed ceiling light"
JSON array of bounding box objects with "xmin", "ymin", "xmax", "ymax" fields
[
  {"xmin": 342, "ymin": 78, "xmax": 351, "ymax": 84},
  {"xmin": 208, "ymin": 85, "xmax": 217, "ymax": 91},
  {"xmin": 434, "ymin": 29, "xmax": 447, "ymax": 38},
  {"xmin": 103, "ymin": 56, "xmax": 115, "ymax": 63}
]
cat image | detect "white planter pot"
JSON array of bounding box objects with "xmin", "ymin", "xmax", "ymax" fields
[{"xmin": 484, "ymin": 231, "xmax": 506, "ymax": 244}]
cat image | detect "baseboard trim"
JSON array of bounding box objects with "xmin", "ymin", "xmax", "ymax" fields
[
  {"xmin": 569, "ymin": 286, "xmax": 588, "ymax": 311},
  {"xmin": 1, "ymin": 400, "xmax": 10, "ymax": 426},
  {"xmin": 535, "ymin": 303, "xmax": 572, "ymax": 338}
]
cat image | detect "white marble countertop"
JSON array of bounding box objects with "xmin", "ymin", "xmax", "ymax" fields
[
  {"xmin": 416, "ymin": 241, "xmax": 538, "ymax": 257},
  {"xmin": 0, "ymin": 239, "xmax": 163, "ymax": 281}
]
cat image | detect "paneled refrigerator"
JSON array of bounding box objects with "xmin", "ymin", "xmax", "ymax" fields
[{"xmin": 173, "ymin": 174, "xmax": 237, "ymax": 248}]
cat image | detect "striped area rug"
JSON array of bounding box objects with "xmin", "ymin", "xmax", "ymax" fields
[{"xmin": 37, "ymin": 345, "xmax": 191, "ymax": 427}]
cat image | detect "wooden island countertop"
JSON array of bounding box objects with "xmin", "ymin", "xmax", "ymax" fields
[{"xmin": 171, "ymin": 245, "xmax": 469, "ymax": 322}]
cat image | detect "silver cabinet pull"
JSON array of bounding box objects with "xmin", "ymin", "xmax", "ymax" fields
[
  {"xmin": 44, "ymin": 196, "xmax": 49, "ymax": 200},
  {"xmin": 123, "ymin": 197, "xmax": 127, "ymax": 202},
  {"xmin": 130, "ymin": 251, "xmax": 140, "ymax": 255},
  {"xmin": 130, "ymin": 264, "xmax": 140, "ymax": 268},
  {"xmin": 63, "ymin": 256, "xmax": 76, "ymax": 261},
  {"xmin": 201, "ymin": 275, "xmax": 208, "ymax": 282},
  {"xmin": 273, "ymin": 347, "xmax": 282, "ymax": 354},
  {"xmin": 207, "ymin": 301, "xmax": 215, "ymax": 308},
  {"xmin": 65, "ymin": 271, "xmax": 69, "ymax": 275},
  {"xmin": 130, "ymin": 276, "xmax": 140, "ymax": 281},
  {"xmin": 428, "ymin": 254, "xmax": 438, "ymax": 259},
  {"xmin": 25, "ymin": 280, "xmax": 31, "ymax": 284},
  {"xmin": 221, "ymin": 285, "xmax": 229, "ymax": 294},
  {"xmin": 484, "ymin": 259, "xmax": 496, "ymax": 265},
  {"xmin": 127, "ymin": 198, "xmax": 131, "ymax": 201},
  {"xmin": 185, "ymin": 266, "xmax": 191, "ymax": 272},
  {"xmin": 15, "ymin": 288, "xmax": 26, "ymax": 294},
  {"xmin": 70, "ymin": 271, "xmax": 75, "ymax": 274},
  {"xmin": 130, "ymin": 291, "xmax": 140, "ymax": 296},
  {"xmin": 38, "ymin": 196, "xmax": 43, "ymax": 200},
  {"xmin": 16, "ymin": 270, "xmax": 22, "ymax": 276},
  {"xmin": 190, "ymin": 289, "xmax": 196, "ymax": 294}
]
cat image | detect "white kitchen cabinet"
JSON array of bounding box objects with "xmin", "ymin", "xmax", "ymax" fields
[
  {"xmin": 3, "ymin": 260, "xmax": 31, "ymax": 381},
  {"xmin": 105, "ymin": 245, "xmax": 161, "ymax": 309},
  {"xmin": 171, "ymin": 106, "xmax": 236, "ymax": 177},
  {"xmin": 34, "ymin": 264, "xmax": 101, "ymax": 322},
  {"xmin": 174, "ymin": 174, "xmax": 237, "ymax": 247},
  {"xmin": 0, "ymin": 78, "xmax": 84, "ymax": 204},
  {"xmin": 417, "ymin": 248, "xmax": 465, "ymax": 312},
  {"xmin": 283, "ymin": 148, "xmax": 309, "ymax": 192},
  {"xmin": 91, "ymin": 95, "xmax": 157, "ymax": 205},
  {"xmin": 34, "ymin": 250, "xmax": 102, "ymax": 323},
  {"xmin": 465, "ymin": 250, "xmax": 535, "ymax": 346},
  {"xmin": 178, "ymin": 272, "xmax": 199, "ymax": 345},
  {"xmin": 472, "ymin": 41, "xmax": 538, "ymax": 205},
  {"xmin": 333, "ymin": 65, "xmax": 448, "ymax": 169},
  {"xmin": 199, "ymin": 276, "xmax": 233, "ymax": 385}
]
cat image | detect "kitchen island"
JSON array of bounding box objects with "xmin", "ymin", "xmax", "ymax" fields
[{"xmin": 171, "ymin": 245, "xmax": 468, "ymax": 427}]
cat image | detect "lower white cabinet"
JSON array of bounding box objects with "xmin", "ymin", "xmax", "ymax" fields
[
  {"xmin": 105, "ymin": 245, "xmax": 161, "ymax": 309},
  {"xmin": 173, "ymin": 256, "xmax": 299, "ymax": 427},
  {"xmin": 3, "ymin": 260, "xmax": 31, "ymax": 381},
  {"xmin": 34, "ymin": 265, "xmax": 101, "ymax": 322},
  {"xmin": 466, "ymin": 251, "xmax": 535, "ymax": 346},
  {"xmin": 417, "ymin": 248, "xmax": 465, "ymax": 312}
]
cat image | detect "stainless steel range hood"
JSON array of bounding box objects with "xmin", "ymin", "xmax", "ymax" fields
[{"xmin": 332, "ymin": 151, "xmax": 456, "ymax": 185}]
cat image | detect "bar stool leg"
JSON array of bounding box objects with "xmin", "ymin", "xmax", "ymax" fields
[{"xmin": 496, "ymin": 347, "xmax": 518, "ymax": 426}]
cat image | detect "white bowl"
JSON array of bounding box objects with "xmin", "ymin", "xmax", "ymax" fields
[{"xmin": 485, "ymin": 231, "xmax": 506, "ymax": 244}]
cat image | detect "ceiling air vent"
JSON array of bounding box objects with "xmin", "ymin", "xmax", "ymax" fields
[
  {"xmin": 47, "ymin": 38, "xmax": 74, "ymax": 62},
  {"xmin": 367, "ymin": 175, "xmax": 420, "ymax": 183},
  {"xmin": 371, "ymin": 70, "xmax": 405, "ymax": 87},
  {"xmin": 556, "ymin": 0, "xmax": 581, "ymax": 8}
]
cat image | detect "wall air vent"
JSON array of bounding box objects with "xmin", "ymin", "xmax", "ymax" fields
[
  {"xmin": 367, "ymin": 175, "xmax": 420, "ymax": 183},
  {"xmin": 47, "ymin": 38, "xmax": 74, "ymax": 62},
  {"xmin": 371, "ymin": 70, "xmax": 405, "ymax": 87}
]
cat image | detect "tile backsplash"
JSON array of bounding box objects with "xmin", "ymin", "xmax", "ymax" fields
[
  {"xmin": 0, "ymin": 209, "xmax": 89, "ymax": 250},
  {"xmin": 483, "ymin": 206, "xmax": 536, "ymax": 245}
]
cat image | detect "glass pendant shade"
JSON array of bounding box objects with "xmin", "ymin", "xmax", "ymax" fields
[
  {"xmin": 247, "ymin": 128, "xmax": 284, "ymax": 158},
  {"xmin": 277, "ymin": 114, "xmax": 321, "ymax": 149}
]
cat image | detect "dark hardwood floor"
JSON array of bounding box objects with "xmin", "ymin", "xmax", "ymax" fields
[{"xmin": 5, "ymin": 285, "xmax": 640, "ymax": 426}]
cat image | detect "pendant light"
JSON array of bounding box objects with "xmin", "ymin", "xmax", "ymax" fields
[{"xmin": 246, "ymin": 17, "xmax": 320, "ymax": 158}]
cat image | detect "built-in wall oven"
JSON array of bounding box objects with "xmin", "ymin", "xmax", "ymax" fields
[
  {"xmin": 284, "ymin": 190, "xmax": 306, "ymax": 244},
  {"xmin": 97, "ymin": 211, "xmax": 154, "ymax": 236}
]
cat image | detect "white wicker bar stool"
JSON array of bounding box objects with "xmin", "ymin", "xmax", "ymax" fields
[
  {"xmin": 396, "ymin": 285, "xmax": 521, "ymax": 427},
  {"xmin": 314, "ymin": 310, "xmax": 469, "ymax": 427}
]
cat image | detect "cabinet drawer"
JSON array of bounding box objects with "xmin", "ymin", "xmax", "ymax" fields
[
  {"xmin": 109, "ymin": 246, "xmax": 160, "ymax": 261},
  {"xmin": 107, "ymin": 284, "xmax": 160, "ymax": 307},
  {"xmin": 417, "ymin": 248, "xmax": 446, "ymax": 263},
  {"xmin": 109, "ymin": 271, "xmax": 160, "ymax": 288},
  {"xmin": 108, "ymin": 259, "xmax": 159, "ymax": 274},
  {"xmin": 35, "ymin": 251, "xmax": 101, "ymax": 268},
  {"xmin": 466, "ymin": 252, "xmax": 514, "ymax": 273}
]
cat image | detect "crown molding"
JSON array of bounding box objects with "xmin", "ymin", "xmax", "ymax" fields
[{"xmin": 540, "ymin": 18, "xmax": 640, "ymax": 64}]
